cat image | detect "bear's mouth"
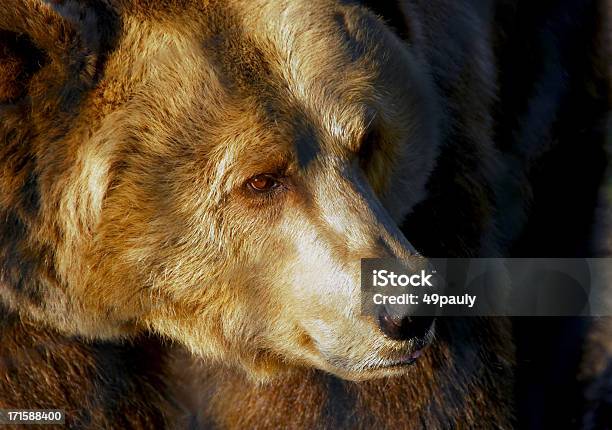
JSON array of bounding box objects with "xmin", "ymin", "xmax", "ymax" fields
[
  {"xmin": 373, "ymin": 324, "xmax": 434, "ymax": 369},
  {"xmin": 357, "ymin": 344, "xmax": 429, "ymax": 372},
  {"xmin": 370, "ymin": 327, "xmax": 434, "ymax": 370},
  {"xmin": 380, "ymin": 348, "xmax": 425, "ymax": 368}
]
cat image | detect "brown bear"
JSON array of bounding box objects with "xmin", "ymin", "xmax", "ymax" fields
[
  {"xmin": 0, "ymin": 0, "xmax": 514, "ymax": 427},
  {"xmin": 0, "ymin": 0, "xmax": 606, "ymax": 428}
]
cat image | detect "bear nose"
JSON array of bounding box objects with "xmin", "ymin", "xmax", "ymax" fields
[{"xmin": 377, "ymin": 309, "xmax": 435, "ymax": 341}]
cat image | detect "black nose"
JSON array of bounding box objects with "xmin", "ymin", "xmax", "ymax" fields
[{"xmin": 377, "ymin": 310, "xmax": 435, "ymax": 341}]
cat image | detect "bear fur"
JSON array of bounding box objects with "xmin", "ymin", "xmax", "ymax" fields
[{"xmin": 0, "ymin": 0, "xmax": 608, "ymax": 428}]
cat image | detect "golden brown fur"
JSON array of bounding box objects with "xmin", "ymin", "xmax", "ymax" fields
[
  {"xmin": 11, "ymin": 0, "xmax": 612, "ymax": 427},
  {"xmin": 171, "ymin": 317, "xmax": 513, "ymax": 429},
  {"xmin": 0, "ymin": 304, "xmax": 175, "ymax": 428},
  {"xmin": 3, "ymin": 0, "xmax": 444, "ymax": 374}
]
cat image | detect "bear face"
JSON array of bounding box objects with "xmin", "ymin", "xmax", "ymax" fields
[{"xmin": 1, "ymin": 0, "xmax": 440, "ymax": 381}]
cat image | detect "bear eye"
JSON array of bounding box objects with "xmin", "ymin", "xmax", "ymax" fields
[{"xmin": 247, "ymin": 174, "xmax": 280, "ymax": 193}]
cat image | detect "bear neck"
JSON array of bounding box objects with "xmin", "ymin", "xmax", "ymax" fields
[{"xmin": 169, "ymin": 317, "xmax": 514, "ymax": 428}]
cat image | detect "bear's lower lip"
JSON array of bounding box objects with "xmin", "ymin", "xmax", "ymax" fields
[
  {"xmin": 396, "ymin": 349, "xmax": 423, "ymax": 364},
  {"xmin": 378, "ymin": 348, "xmax": 424, "ymax": 368}
]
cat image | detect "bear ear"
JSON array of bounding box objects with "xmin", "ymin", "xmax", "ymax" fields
[{"xmin": 0, "ymin": 0, "xmax": 117, "ymax": 104}]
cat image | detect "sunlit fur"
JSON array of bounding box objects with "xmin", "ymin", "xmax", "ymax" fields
[
  {"xmin": 2, "ymin": 0, "xmax": 441, "ymax": 379},
  {"xmin": 1, "ymin": 0, "xmax": 516, "ymax": 427}
]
